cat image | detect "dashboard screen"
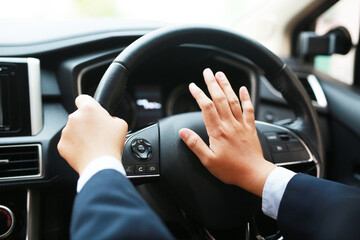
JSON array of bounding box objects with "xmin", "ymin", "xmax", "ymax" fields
[{"xmin": 135, "ymin": 85, "xmax": 163, "ymax": 129}]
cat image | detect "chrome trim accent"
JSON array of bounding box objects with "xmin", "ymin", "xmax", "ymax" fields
[
  {"xmin": 307, "ymin": 74, "xmax": 327, "ymax": 108},
  {"xmin": 27, "ymin": 58, "xmax": 43, "ymax": 135},
  {"xmin": 246, "ymin": 222, "xmax": 251, "ymax": 240},
  {"xmin": 261, "ymin": 74, "xmax": 327, "ymax": 110},
  {"xmin": 0, "ymin": 205, "xmax": 15, "ymax": 239},
  {"xmin": 204, "ymin": 228, "xmax": 216, "ymax": 240},
  {"xmin": 0, "ymin": 57, "xmax": 28, "ymax": 63},
  {"xmin": 26, "ymin": 190, "xmax": 40, "ymax": 240},
  {"xmin": 26, "ymin": 191, "xmax": 30, "ymax": 240},
  {"xmin": 127, "ymin": 174, "xmax": 160, "ymax": 179},
  {"xmin": 124, "ymin": 124, "xmax": 157, "ymax": 145},
  {"xmin": 275, "ymin": 159, "xmax": 313, "ymax": 166},
  {"xmin": 0, "ymin": 159, "xmax": 9, "ymax": 164},
  {"xmin": 77, "ymin": 59, "xmax": 113, "ymax": 95},
  {"xmin": 0, "ymin": 144, "xmax": 43, "ymax": 181},
  {"xmin": 256, "ymin": 121, "xmax": 320, "ymax": 178}
]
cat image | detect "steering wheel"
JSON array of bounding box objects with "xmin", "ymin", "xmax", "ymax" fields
[{"xmin": 94, "ymin": 25, "xmax": 323, "ymax": 232}]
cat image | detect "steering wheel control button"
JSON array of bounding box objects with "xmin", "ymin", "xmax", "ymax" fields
[
  {"xmin": 264, "ymin": 132, "xmax": 278, "ymax": 141},
  {"xmin": 124, "ymin": 165, "xmax": 134, "ymax": 174},
  {"xmin": 279, "ymin": 133, "xmax": 291, "ymax": 141},
  {"xmin": 286, "ymin": 142, "xmax": 305, "ymax": 152},
  {"xmin": 131, "ymin": 139, "xmax": 153, "ymax": 160},
  {"xmin": 135, "ymin": 165, "xmax": 146, "ymax": 174},
  {"xmin": 271, "ymin": 144, "xmax": 287, "ymax": 153},
  {"xmin": 0, "ymin": 205, "xmax": 14, "ymax": 239},
  {"xmin": 137, "ymin": 144, "xmax": 145, "ymax": 153},
  {"xmin": 147, "ymin": 164, "xmax": 158, "ymax": 173}
]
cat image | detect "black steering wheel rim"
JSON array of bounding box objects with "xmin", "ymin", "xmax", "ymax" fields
[{"xmin": 94, "ymin": 25, "xmax": 324, "ymax": 230}]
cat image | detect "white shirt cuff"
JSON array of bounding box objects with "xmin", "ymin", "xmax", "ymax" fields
[
  {"xmin": 262, "ymin": 167, "xmax": 296, "ymax": 220},
  {"xmin": 76, "ymin": 156, "xmax": 126, "ymax": 193}
]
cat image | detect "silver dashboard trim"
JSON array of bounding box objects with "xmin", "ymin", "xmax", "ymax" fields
[
  {"xmin": 26, "ymin": 190, "xmax": 40, "ymax": 240},
  {"xmin": 77, "ymin": 59, "xmax": 113, "ymax": 96},
  {"xmin": 307, "ymin": 74, "xmax": 328, "ymax": 108},
  {"xmin": 0, "ymin": 57, "xmax": 28, "ymax": 63},
  {"xmin": 127, "ymin": 174, "xmax": 160, "ymax": 179},
  {"xmin": 0, "ymin": 144, "xmax": 43, "ymax": 181},
  {"xmin": 27, "ymin": 58, "xmax": 43, "ymax": 135},
  {"xmin": 261, "ymin": 73, "xmax": 327, "ymax": 110}
]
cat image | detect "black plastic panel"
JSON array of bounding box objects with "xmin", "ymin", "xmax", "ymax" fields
[
  {"xmin": 122, "ymin": 124, "xmax": 160, "ymax": 177},
  {"xmin": 0, "ymin": 62, "xmax": 31, "ymax": 136}
]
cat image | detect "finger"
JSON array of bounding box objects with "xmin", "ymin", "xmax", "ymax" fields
[
  {"xmin": 239, "ymin": 87, "xmax": 255, "ymax": 126},
  {"xmin": 179, "ymin": 128, "xmax": 214, "ymax": 166},
  {"xmin": 189, "ymin": 83, "xmax": 221, "ymax": 131},
  {"xmin": 215, "ymin": 71, "xmax": 243, "ymax": 121},
  {"xmin": 203, "ymin": 68, "xmax": 233, "ymax": 119},
  {"xmin": 75, "ymin": 94, "xmax": 99, "ymax": 109}
]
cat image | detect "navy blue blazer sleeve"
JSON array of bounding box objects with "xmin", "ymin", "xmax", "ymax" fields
[
  {"xmin": 71, "ymin": 169, "xmax": 175, "ymax": 240},
  {"xmin": 277, "ymin": 173, "xmax": 360, "ymax": 240}
]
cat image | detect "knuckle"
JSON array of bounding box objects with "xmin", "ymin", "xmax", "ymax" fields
[
  {"xmin": 188, "ymin": 136, "xmax": 199, "ymax": 149},
  {"xmin": 57, "ymin": 141, "xmax": 64, "ymax": 154},
  {"xmin": 212, "ymin": 126, "xmax": 227, "ymax": 138},
  {"xmin": 203, "ymin": 155, "xmax": 214, "ymax": 168},
  {"xmin": 68, "ymin": 112, "xmax": 76, "ymax": 121},
  {"xmin": 214, "ymin": 94, "xmax": 227, "ymax": 103},
  {"xmin": 203, "ymin": 101, "xmax": 215, "ymax": 111},
  {"xmin": 244, "ymin": 105, "xmax": 254, "ymax": 114},
  {"xmin": 220, "ymin": 79, "xmax": 230, "ymax": 85},
  {"xmin": 117, "ymin": 118, "xmax": 128, "ymax": 130},
  {"xmin": 68, "ymin": 112, "xmax": 80, "ymax": 123},
  {"xmin": 81, "ymin": 102, "xmax": 94, "ymax": 112},
  {"xmin": 229, "ymin": 98, "xmax": 240, "ymax": 106}
]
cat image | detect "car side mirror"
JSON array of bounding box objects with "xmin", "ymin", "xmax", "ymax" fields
[{"xmin": 297, "ymin": 26, "xmax": 352, "ymax": 57}]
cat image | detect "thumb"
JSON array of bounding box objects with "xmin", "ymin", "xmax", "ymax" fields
[{"xmin": 179, "ymin": 128, "xmax": 214, "ymax": 166}]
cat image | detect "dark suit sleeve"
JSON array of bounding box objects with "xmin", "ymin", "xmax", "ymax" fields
[
  {"xmin": 70, "ymin": 169, "xmax": 175, "ymax": 240},
  {"xmin": 277, "ymin": 173, "xmax": 360, "ymax": 240}
]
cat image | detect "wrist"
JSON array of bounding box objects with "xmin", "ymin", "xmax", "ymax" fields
[
  {"xmin": 235, "ymin": 157, "xmax": 276, "ymax": 197},
  {"xmin": 77, "ymin": 153, "xmax": 122, "ymax": 176}
]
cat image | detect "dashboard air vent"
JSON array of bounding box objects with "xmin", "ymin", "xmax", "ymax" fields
[{"xmin": 0, "ymin": 144, "xmax": 41, "ymax": 179}]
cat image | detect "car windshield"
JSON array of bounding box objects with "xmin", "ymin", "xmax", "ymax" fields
[{"xmin": 1, "ymin": 0, "xmax": 317, "ymax": 56}]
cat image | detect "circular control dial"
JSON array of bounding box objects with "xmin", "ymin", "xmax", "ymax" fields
[
  {"xmin": 131, "ymin": 139, "xmax": 152, "ymax": 160},
  {"xmin": 0, "ymin": 205, "xmax": 14, "ymax": 239}
]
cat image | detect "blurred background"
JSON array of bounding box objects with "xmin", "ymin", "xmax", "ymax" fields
[{"xmin": 1, "ymin": 0, "xmax": 359, "ymax": 84}]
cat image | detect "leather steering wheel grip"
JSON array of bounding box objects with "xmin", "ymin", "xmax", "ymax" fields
[{"xmin": 94, "ymin": 24, "xmax": 323, "ymax": 169}]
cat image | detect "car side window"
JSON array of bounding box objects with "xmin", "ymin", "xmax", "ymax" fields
[{"xmin": 314, "ymin": 0, "xmax": 359, "ymax": 85}]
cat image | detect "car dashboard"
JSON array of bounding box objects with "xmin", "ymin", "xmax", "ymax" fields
[{"xmin": 0, "ymin": 27, "xmax": 329, "ymax": 239}]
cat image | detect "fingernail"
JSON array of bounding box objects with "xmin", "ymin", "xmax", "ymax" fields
[
  {"xmin": 179, "ymin": 128, "xmax": 189, "ymax": 139},
  {"xmin": 189, "ymin": 82, "xmax": 198, "ymax": 92},
  {"xmin": 216, "ymin": 71, "xmax": 225, "ymax": 81},
  {"xmin": 240, "ymin": 87, "xmax": 250, "ymax": 100},
  {"xmin": 203, "ymin": 68, "xmax": 213, "ymax": 77}
]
